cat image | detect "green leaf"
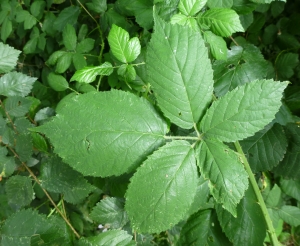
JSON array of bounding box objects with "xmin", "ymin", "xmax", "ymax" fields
[
  {"xmin": 200, "ymin": 79, "xmax": 288, "ymax": 142},
  {"xmin": 280, "ymin": 178, "xmax": 300, "ymax": 201},
  {"xmin": 70, "ymin": 62, "xmax": 114, "ymax": 83},
  {"xmin": 15, "ymin": 133, "xmax": 33, "ymax": 162},
  {"xmin": 62, "ymin": 24, "xmax": 77, "ymax": 51},
  {"xmin": 126, "ymin": 140, "xmax": 198, "ymax": 233},
  {"xmin": 53, "ymin": 6, "xmax": 81, "ymax": 31},
  {"xmin": 33, "ymin": 90, "xmax": 167, "ymax": 177},
  {"xmin": 203, "ymin": 31, "xmax": 227, "ymax": 60},
  {"xmin": 207, "ymin": 0, "xmax": 233, "ymax": 8},
  {"xmin": 87, "ymin": 0, "xmax": 107, "ymax": 14},
  {"xmin": 213, "ymin": 44, "xmax": 269, "ymax": 97},
  {"xmin": 108, "ymin": 24, "xmax": 141, "ymax": 63},
  {"xmin": 0, "ymin": 42, "xmax": 20, "ymax": 73},
  {"xmin": 179, "ymin": 209, "xmax": 231, "ymax": 246},
  {"xmin": 46, "ymin": 50, "xmax": 66, "ymax": 66},
  {"xmin": 265, "ymin": 184, "xmax": 282, "ymax": 208},
  {"xmin": 4, "ymin": 96, "xmax": 32, "ymax": 117},
  {"xmin": 76, "ymin": 38, "xmax": 95, "ymax": 53},
  {"xmin": 198, "ymin": 8, "xmax": 244, "ymax": 37},
  {"xmin": 216, "ymin": 184, "xmax": 267, "ymax": 246},
  {"xmin": 79, "ymin": 230, "xmax": 133, "ymax": 246},
  {"xmin": 31, "ymin": 132, "xmax": 48, "ymax": 153},
  {"xmin": 277, "ymin": 206, "xmax": 300, "ymax": 227},
  {"xmin": 0, "ymin": 146, "xmax": 16, "ymax": 177},
  {"xmin": 47, "ymin": 72, "xmax": 69, "ymax": 91},
  {"xmin": 147, "ymin": 16, "xmax": 214, "ymax": 129},
  {"xmin": 30, "ymin": 1, "xmax": 46, "ymax": 19},
  {"xmin": 0, "ymin": 72, "xmax": 36, "ymax": 97},
  {"xmin": 276, "ymin": 53, "xmax": 299, "ymax": 80},
  {"xmin": 118, "ymin": 64, "xmax": 136, "ymax": 83},
  {"xmin": 40, "ymin": 156, "xmax": 95, "ymax": 204},
  {"xmin": 72, "ymin": 53, "xmax": 87, "ymax": 70},
  {"xmin": 1, "ymin": 19, "xmax": 12, "ymax": 42},
  {"xmin": 23, "ymin": 37, "xmax": 38, "ymax": 54},
  {"xmin": 196, "ymin": 139, "xmax": 248, "ymax": 216},
  {"xmin": 178, "ymin": 0, "xmax": 207, "ymax": 16},
  {"xmin": 5, "ymin": 176, "xmax": 34, "ymax": 209},
  {"xmin": 55, "ymin": 52, "xmax": 73, "ymax": 73},
  {"xmin": 90, "ymin": 197, "xmax": 128, "ymax": 229},
  {"xmin": 274, "ymin": 124, "xmax": 300, "ymax": 179},
  {"xmin": 240, "ymin": 123, "xmax": 287, "ymax": 172},
  {"xmin": 170, "ymin": 14, "xmax": 198, "ymax": 30}
]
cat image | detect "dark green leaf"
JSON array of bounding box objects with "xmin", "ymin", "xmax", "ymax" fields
[
  {"xmin": 47, "ymin": 72, "xmax": 69, "ymax": 91},
  {"xmin": 200, "ymin": 80, "xmax": 287, "ymax": 142},
  {"xmin": 147, "ymin": 16, "xmax": 214, "ymax": 129},
  {"xmin": 0, "ymin": 43, "xmax": 21, "ymax": 73},
  {"xmin": 126, "ymin": 140, "xmax": 198, "ymax": 233},
  {"xmin": 72, "ymin": 53, "xmax": 87, "ymax": 70},
  {"xmin": 55, "ymin": 52, "xmax": 73, "ymax": 73},
  {"xmin": 280, "ymin": 178, "xmax": 300, "ymax": 201},
  {"xmin": 31, "ymin": 132, "xmax": 48, "ymax": 153},
  {"xmin": 4, "ymin": 96, "xmax": 32, "ymax": 117},
  {"xmin": 276, "ymin": 53, "xmax": 299, "ymax": 80},
  {"xmin": 53, "ymin": 6, "xmax": 81, "ymax": 31},
  {"xmin": 23, "ymin": 37, "xmax": 38, "ymax": 54},
  {"xmin": 15, "ymin": 133, "xmax": 33, "ymax": 162},
  {"xmin": 196, "ymin": 139, "xmax": 248, "ymax": 216},
  {"xmin": 265, "ymin": 184, "xmax": 282, "ymax": 208},
  {"xmin": 63, "ymin": 24, "xmax": 77, "ymax": 51},
  {"xmin": 46, "ymin": 50, "xmax": 66, "ymax": 66},
  {"xmin": 87, "ymin": 0, "xmax": 107, "ymax": 14},
  {"xmin": 0, "ymin": 146, "xmax": 16, "ymax": 177},
  {"xmin": 76, "ymin": 38, "xmax": 95, "ymax": 53},
  {"xmin": 1, "ymin": 19, "xmax": 12, "ymax": 42},
  {"xmin": 33, "ymin": 91, "xmax": 167, "ymax": 177},
  {"xmin": 277, "ymin": 206, "xmax": 300, "ymax": 227},
  {"xmin": 30, "ymin": 1, "xmax": 46, "ymax": 19}
]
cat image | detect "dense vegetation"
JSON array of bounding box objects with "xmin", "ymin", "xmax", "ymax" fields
[{"xmin": 1, "ymin": 0, "xmax": 300, "ymax": 245}]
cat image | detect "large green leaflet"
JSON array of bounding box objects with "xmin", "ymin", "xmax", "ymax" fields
[
  {"xmin": 0, "ymin": 42, "xmax": 21, "ymax": 73},
  {"xmin": 126, "ymin": 140, "xmax": 198, "ymax": 233},
  {"xmin": 147, "ymin": 15, "xmax": 214, "ymax": 129},
  {"xmin": 34, "ymin": 90, "xmax": 167, "ymax": 177},
  {"xmin": 200, "ymin": 79, "xmax": 288, "ymax": 142},
  {"xmin": 196, "ymin": 139, "xmax": 248, "ymax": 216},
  {"xmin": 216, "ymin": 185, "xmax": 267, "ymax": 246}
]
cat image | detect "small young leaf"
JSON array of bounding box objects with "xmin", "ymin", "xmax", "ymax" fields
[
  {"xmin": 178, "ymin": 209, "xmax": 231, "ymax": 245},
  {"xmin": 47, "ymin": 72, "xmax": 69, "ymax": 91},
  {"xmin": 90, "ymin": 197, "xmax": 128, "ymax": 229},
  {"xmin": 117, "ymin": 64, "xmax": 136, "ymax": 83},
  {"xmin": 33, "ymin": 90, "xmax": 168, "ymax": 177},
  {"xmin": 0, "ymin": 43, "xmax": 21, "ymax": 73},
  {"xmin": 178, "ymin": 0, "xmax": 207, "ymax": 16},
  {"xmin": 203, "ymin": 31, "xmax": 227, "ymax": 60},
  {"xmin": 126, "ymin": 140, "xmax": 198, "ymax": 233},
  {"xmin": 200, "ymin": 79, "xmax": 288, "ymax": 142},
  {"xmin": 62, "ymin": 24, "xmax": 77, "ymax": 51},
  {"xmin": 108, "ymin": 24, "xmax": 141, "ymax": 63},
  {"xmin": 70, "ymin": 62, "xmax": 114, "ymax": 83},
  {"xmin": 0, "ymin": 72, "xmax": 36, "ymax": 97},
  {"xmin": 196, "ymin": 139, "xmax": 248, "ymax": 217},
  {"xmin": 198, "ymin": 8, "xmax": 244, "ymax": 37},
  {"xmin": 147, "ymin": 16, "xmax": 214, "ymax": 129}
]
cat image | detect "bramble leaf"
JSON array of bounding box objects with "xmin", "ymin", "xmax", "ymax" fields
[
  {"xmin": 63, "ymin": 24, "xmax": 77, "ymax": 51},
  {"xmin": 178, "ymin": 0, "xmax": 207, "ymax": 16},
  {"xmin": 4, "ymin": 96, "xmax": 32, "ymax": 117},
  {"xmin": 126, "ymin": 140, "xmax": 198, "ymax": 233},
  {"xmin": 47, "ymin": 72, "xmax": 69, "ymax": 91},
  {"xmin": 200, "ymin": 79, "xmax": 288, "ymax": 142},
  {"xmin": 196, "ymin": 139, "xmax": 248, "ymax": 216},
  {"xmin": 33, "ymin": 90, "xmax": 167, "ymax": 177},
  {"xmin": 203, "ymin": 31, "xmax": 227, "ymax": 60},
  {"xmin": 53, "ymin": 6, "xmax": 80, "ymax": 31},
  {"xmin": 277, "ymin": 206, "xmax": 300, "ymax": 227},
  {"xmin": 147, "ymin": 16, "xmax": 214, "ymax": 129},
  {"xmin": 0, "ymin": 43, "xmax": 21, "ymax": 73}
]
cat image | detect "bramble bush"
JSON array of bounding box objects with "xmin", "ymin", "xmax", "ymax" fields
[{"xmin": 1, "ymin": 0, "xmax": 300, "ymax": 245}]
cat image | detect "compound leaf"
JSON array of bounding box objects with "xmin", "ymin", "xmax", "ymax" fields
[
  {"xmin": 178, "ymin": 0, "xmax": 207, "ymax": 16},
  {"xmin": 33, "ymin": 90, "xmax": 167, "ymax": 177},
  {"xmin": 200, "ymin": 79, "xmax": 287, "ymax": 142},
  {"xmin": 126, "ymin": 140, "xmax": 198, "ymax": 233},
  {"xmin": 0, "ymin": 43, "xmax": 21, "ymax": 73},
  {"xmin": 147, "ymin": 16, "xmax": 214, "ymax": 129},
  {"xmin": 90, "ymin": 197, "xmax": 128, "ymax": 229},
  {"xmin": 178, "ymin": 209, "xmax": 231, "ymax": 246},
  {"xmin": 108, "ymin": 25, "xmax": 141, "ymax": 63},
  {"xmin": 40, "ymin": 156, "xmax": 95, "ymax": 204},
  {"xmin": 196, "ymin": 139, "xmax": 248, "ymax": 217},
  {"xmin": 0, "ymin": 72, "xmax": 36, "ymax": 97},
  {"xmin": 198, "ymin": 8, "xmax": 244, "ymax": 37},
  {"xmin": 216, "ymin": 184, "xmax": 267, "ymax": 246}
]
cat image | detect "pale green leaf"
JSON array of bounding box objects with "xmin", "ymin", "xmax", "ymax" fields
[
  {"xmin": 196, "ymin": 139, "xmax": 248, "ymax": 216},
  {"xmin": 5, "ymin": 176, "xmax": 34, "ymax": 209},
  {"xmin": 1, "ymin": 19, "xmax": 12, "ymax": 42},
  {"xmin": 0, "ymin": 43, "xmax": 21, "ymax": 73},
  {"xmin": 79, "ymin": 230, "xmax": 133, "ymax": 246},
  {"xmin": 126, "ymin": 140, "xmax": 198, "ymax": 233},
  {"xmin": 280, "ymin": 178, "xmax": 300, "ymax": 201},
  {"xmin": 108, "ymin": 25, "xmax": 141, "ymax": 63},
  {"xmin": 277, "ymin": 206, "xmax": 300, "ymax": 227},
  {"xmin": 55, "ymin": 52, "xmax": 73, "ymax": 73},
  {"xmin": 15, "ymin": 133, "xmax": 33, "ymax": 162},
  {"xmin": 63, "ymin": 24, "xmax": 77, "ymax": 51},
  {"xmin": 240, "ymin": 123, "xmax": 287, "ymax": 172},
  {"xmin": 178, "ymin": 0, "xmax": 207, "ymax": 16},
  {"xmin": 76, "ymin": 38, "xmax": 95, "ymax": 53},
  {"xmin": 170, "ymin": 14, "xmax": 198, "ymax": 30},
  {"xmin": 70, "ymin": 62, "xmax": 114, "ymax": 83},
  {"xmin": 40, "ymin": 156, "xmax": 95, "ymax": 204},
  {"xmin": 213, "ymin": 44, "xmax": 269, "ymax": 97},
  {"xmin": 147, "ymin": 16, "xmax": 214, "ymax": 129},
  {"xmin": 5, "ymin": 96, "xmax": 32, "ymax": 117},
  {"xmin": 198, "ymin": 8, "xmax": 244, "ymax": 37},
  {"xmin": 33, "ymin": 90, "xmax": 167, "ymax": 177},
  {"xmin": 47, "ymin": 72, "xmax": 69, "ymax": 91},
  {"xmin": 207, "ymin": 0, "xmax": 233, "ymax": 8},
  {"xmin": 216, "ymin": 184, "xmax": 267, "ymax": 246},
  {"xmin": 90, "ymin": 197, "xmax": 128, "ymax": 229},
  {"xmin": 179, "ymin": 209, "xmax": 231, "ymax": 246},
  {"xmin": 200, "ymin": 79, "xmax": 288, "ymax": 142},
  {"xmin": 53, "ymin": 6, "xmax": 80, "ymax": 31},
  {"xmin": 0, "ymin": 72, "xmax": 36, "ymax": 97},
  {"xmin": 203, "ymin": 31, "xmax": 227, "ymax": 60}
]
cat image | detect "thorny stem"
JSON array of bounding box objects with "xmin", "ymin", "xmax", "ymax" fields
[{"xmin": 234, "ymin": 141, "xmax": 281, "ymax": 246}]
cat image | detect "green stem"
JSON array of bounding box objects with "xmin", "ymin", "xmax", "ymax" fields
[
  {"xmin": 234, "ymin": 141, "xmax": 281, "ymax": 246},
  {"xmin": 164, "ymin": 135, "xmax": 199, "ymax": 141}
]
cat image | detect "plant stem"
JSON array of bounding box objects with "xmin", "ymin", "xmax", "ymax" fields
[
  {"xmin": 234, "ymin": 141, "xmax": 281, "ymax": 246},
  {"xmin": 164, "ymin": 135, "xmax": 199, "ymax": 141}
]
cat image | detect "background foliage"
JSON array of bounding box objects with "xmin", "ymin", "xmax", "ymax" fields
[{"xmin": 1, "ymin": 0, "xmax": 300, "ymax": 245}]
